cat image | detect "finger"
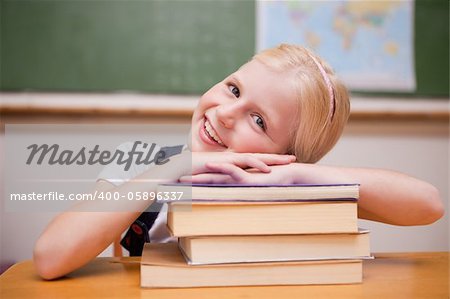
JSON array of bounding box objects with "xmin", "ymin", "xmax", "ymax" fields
[
  {"xmin": 235, "ymin": 157, "xmax": 271, "ymax": 173},
  {"xmin": 250, "ymin": 153, "xmax": 296, "ymax": 165},
  {"xmin": 187, "ymin": 173, "xmax": 234, "ymax": 184},
  {"xmin": 179, "ymin": 175, "xmax": 193, "ymax": 183},
  {"xmin": 206, "ymin": 162, "xmax": 248, "ymax": 182}
]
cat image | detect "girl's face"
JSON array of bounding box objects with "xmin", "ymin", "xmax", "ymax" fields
[{"xmin": 190, "ymin": 60, "xmax": 298, "ymax": 154}]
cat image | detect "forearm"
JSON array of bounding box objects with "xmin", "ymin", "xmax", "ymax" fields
[
  {"xmin": 290, "ymin": 163, "xmax": 444, "ymax": 226},
  {"xmin": 33, "ymin": 188, "xmax": 144, "ymax": 280},
  {"xmin": 33, "ymin": 152, "xmax": 191, "ymax": 279}
]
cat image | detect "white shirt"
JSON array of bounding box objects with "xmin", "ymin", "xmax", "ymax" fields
[{"xmin": 97, "ymin": 142, "xmax": 186, "ymax": 243}]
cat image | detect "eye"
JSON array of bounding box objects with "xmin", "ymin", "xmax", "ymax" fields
[
  {"xmin": 252, "ymin": 114, "xmax": 266, "ymax": 131},
  {"xmin": 228, "ymin": 85, "xmax": 240, "ymax": 98}
]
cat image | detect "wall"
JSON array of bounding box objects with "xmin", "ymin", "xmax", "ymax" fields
[{"xmin": 324, "ymin": 119, "xmax": 449, "ymax": 252}]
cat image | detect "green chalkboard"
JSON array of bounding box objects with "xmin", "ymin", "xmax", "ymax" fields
[
  {"xmin": 1, "ymin": 0, "xmax": 255, "ymax": 94},
  {"xmin": 1, "ymin": 0, "xmax": 448, "ymax": 96},
  {"xmin": 414, "ymin": 0, "xmax": 449, "ymax": 96}
]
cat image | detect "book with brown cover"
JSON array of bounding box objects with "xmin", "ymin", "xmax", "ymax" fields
[
  {"xmin": 168, "ymin": 200, "xmax": 358, "ymax": 236},
  {"xmin": 178, "ymin": 228, "xmax": 371, "ymax": 265},
  {"xmin": 140, "ymin": 243, "xmax": 363, "ymax": 288}
]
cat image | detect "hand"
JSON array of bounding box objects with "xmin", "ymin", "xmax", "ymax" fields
[
  {"xmin": 188, "ymin": 151, "xmax": 296, "ymax": 176},
  {"xmin": 179, "ymin": 163, "xmax": 298, "ymax": 185}
]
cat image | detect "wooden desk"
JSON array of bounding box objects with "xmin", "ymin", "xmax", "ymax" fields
[{"xmin": 1, "ymin": 252, "xmax": 448, "ymax": 299}]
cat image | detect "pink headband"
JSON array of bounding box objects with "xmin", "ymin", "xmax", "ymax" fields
[{"xmin": 308, "ymin": 54, "xmax": 336, "ymax": 122}]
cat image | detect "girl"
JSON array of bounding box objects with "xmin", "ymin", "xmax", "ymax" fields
[{"xmin": 33, "ymin": 44, "xmax": 444, "ymax": 279}]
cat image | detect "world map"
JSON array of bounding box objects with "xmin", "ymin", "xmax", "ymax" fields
[{"xmin": 257, "ymin": 1, "xmax": 415, "ymax": 91}]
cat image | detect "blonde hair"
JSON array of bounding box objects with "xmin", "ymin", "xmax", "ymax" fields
[{"xmin": 253, "ymin": 44, "xmax": 350, "ymax": 163}]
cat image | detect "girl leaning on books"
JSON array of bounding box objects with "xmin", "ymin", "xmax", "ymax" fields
[{"xmin": 33, "ymin": 44, "xmax": 444, "ymax": 280}]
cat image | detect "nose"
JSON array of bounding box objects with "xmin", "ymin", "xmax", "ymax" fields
[{"xmin": 216, "ymin": 102, "xmax": 242, "ymax": 129}]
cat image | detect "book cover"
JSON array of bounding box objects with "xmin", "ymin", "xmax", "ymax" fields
[
  {"xmin": 167, "ymin": 200, "xmax": 358, "ymax": 236},
  {"xmin": 178, "ymin": 229, "xmax": 372, "ymax": 265},
  {"xmin": 158, "ymin": 183, "xmax": 359, "ymax": 202},
  {"xmin": 140, "ymin": 243, "xmax": 363, "ymax": 288}
]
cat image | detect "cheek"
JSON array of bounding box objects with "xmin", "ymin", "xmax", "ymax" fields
[
  {"xmin": 193, "ymin": 96, "xmax": 212, "ymax": 119},
  {"xmin": 229, "ymin": 130, "xmax": 272, "ymax": 153},
  {"xmin": 197, "ymin": 84, "xmax": 224, "ymax": 108},
  {"xmin": 186, "ymin": 129, "xmax": 192, "ymax": 151}
]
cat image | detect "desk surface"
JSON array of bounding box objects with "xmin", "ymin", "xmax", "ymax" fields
[{"xmin": 1, "ymin": 252, "xmax": 448, "ymax": 299}]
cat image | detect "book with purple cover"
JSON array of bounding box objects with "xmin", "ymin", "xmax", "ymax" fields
[{"xmin": 158, "ymin": 183, "xmax": 359, "ymax": 202}]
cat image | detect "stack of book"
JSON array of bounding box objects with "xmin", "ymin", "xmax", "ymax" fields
[{"xmin": 141, "ymin": 183, "xmax": 371, "ymax": 288}]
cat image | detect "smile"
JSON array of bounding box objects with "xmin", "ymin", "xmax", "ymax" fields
[{"xmin": 203, "ymin": 118, "xmax": 226, "ymax": 146}]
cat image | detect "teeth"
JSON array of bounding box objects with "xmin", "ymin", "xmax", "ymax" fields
[{"xmin": 204, "ymin": 120, "xmax": 224, "ymax": 145}]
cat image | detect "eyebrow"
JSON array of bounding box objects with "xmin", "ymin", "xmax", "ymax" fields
[{"xmin": 228, "ymin": 74, "xmax": 241, "ymax": 86}]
